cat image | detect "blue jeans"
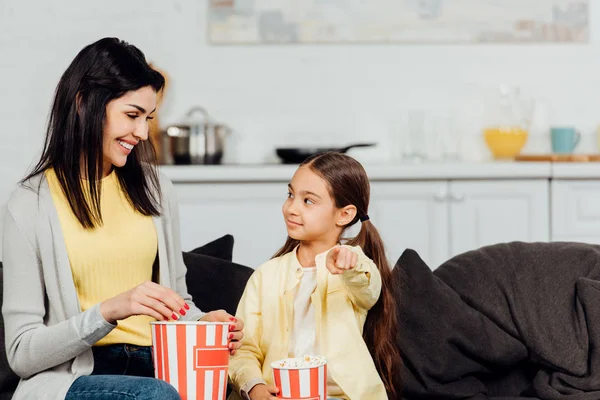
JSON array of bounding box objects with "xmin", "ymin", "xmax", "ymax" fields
[
  {"xmin": 65, "ymin": 344, "xmax": 181, "ymax": 400},
  {"xmin": 89, "ymin": 344, "xmax": 155, "ymax": 377}
]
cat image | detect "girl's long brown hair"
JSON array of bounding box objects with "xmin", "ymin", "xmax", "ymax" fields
[{"xmin": 273, "ymin": 152, "xmax": 401, "ymax": 399}]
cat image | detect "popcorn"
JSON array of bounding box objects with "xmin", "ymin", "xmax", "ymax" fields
[{"xmin": 272, "ymin": 355, "xmax": 327, "ymax": 369}]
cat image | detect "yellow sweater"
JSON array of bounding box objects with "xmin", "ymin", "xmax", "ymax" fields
[
  {"xmin": 46, "ymin": 169, "xmax": 158, "ymax": 346},
  {"xmin": 228, "ymin": 245, "xmax": 388, "ymax": 400}
]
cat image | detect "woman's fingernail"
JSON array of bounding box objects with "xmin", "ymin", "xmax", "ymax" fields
[
  {"xmin": 229, "ymin": 317, "xmax": 237, "ymax": 322},
  {"xmin": 171, "ymin": 313, "xmax": 178, "ymax": 320},
  {"xmin": 184, "ymin": 304, "xmax": 190, "ymax": 310},
  {"xmin": 179, "ymin": 308, "xmax": 186, "ymax": 316},
  {"xmin": 229, "ymin": 324, "xmax": 235, "ymax": 331},
  {"xmin": 228, "ymin": 333, "xmax": 234, "ymax": 340}
]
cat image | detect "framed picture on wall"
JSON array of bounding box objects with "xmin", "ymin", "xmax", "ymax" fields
[{"xmin": 207, "ymin": 0, "xmax": 589, "ymax": 45}]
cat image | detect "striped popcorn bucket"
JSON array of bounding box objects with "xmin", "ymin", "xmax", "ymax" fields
[
  {"xmin": 150, "ymin": 321, "xmax": 231, "ymax": 400},
  {"xmin": 271, "ymin": 357, "xmax": 328, "ymax": 400}
]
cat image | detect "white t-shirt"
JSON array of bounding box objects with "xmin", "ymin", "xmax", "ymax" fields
[
  {"xmin": 288, "ymin": 267, "xmax": 345, "ymax": 398},
  {"xmin": 289, "ymin": 266, "xmax": 319, "ymax": 358}
]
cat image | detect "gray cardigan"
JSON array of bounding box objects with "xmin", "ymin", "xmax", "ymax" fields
[{"xmin": 2, "ymin": 172, "xmax": 205, "ymax": 399}]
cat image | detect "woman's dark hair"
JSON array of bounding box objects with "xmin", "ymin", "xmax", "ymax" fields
[
  {"xmin": 273, "ymin": 152, "xmax": 402, "ymax": 398},
  {"xmin": 24, "ymin": 37, "xmax": 165, "ymax": 229}
]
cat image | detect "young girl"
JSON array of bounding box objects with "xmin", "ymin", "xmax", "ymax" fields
[
  {"xmin": 2, "ymin": 37, "xmax": 244, "ymax": 400},
  {"xmin": 228, "ymin": 152, "xmax": 401, "ymax": 400}
]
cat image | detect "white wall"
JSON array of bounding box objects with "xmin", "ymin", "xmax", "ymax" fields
[{"xmin": 1, "ymin": 0, "xmax": 600, "ymax": 258}]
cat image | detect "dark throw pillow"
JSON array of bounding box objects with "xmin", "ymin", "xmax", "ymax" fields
[
  {"xmin": 190, "ymin": 234, "xmax": 234, "ymax": 261},
  {"xmin": 394, "ymin": 249, "xmax": 529, "ymax": 399},
  {"xmin": 183, "ymin": 252, "xmax": 253, "ymax": 317}
]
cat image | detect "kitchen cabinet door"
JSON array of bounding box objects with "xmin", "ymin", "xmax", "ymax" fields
[
  {"xmin": 551, "ymin": 180, "xmax": 600, "ymax": 243},
  {"xmin": 174, "ymin": 183, "xmax": 288, "ymax": 268},
  {"xmin": 449, "ymin": 180, "xmax": 550, "ymax": 257},
  {"xmin": 369, "ymin": 181, "xmax": 450, "ymax": 269}
]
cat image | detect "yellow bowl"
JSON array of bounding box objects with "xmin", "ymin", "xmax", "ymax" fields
[{"xmin": 483, "ymin": 128, "xmax": 529, "ymax": 159}]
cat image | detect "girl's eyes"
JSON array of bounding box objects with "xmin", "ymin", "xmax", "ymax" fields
[{"xmin": 287, "ymin": 192, "xmax": 314, "ymax": 205}]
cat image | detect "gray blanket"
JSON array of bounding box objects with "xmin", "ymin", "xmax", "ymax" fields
[{"xmin": 396, "ymin": 242, "xmax": 600, "ymax": 400}]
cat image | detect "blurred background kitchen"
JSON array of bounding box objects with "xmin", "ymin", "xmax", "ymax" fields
[{"xmin": 0, "ymin": 0, "xmax": 598, "ymax": 268}]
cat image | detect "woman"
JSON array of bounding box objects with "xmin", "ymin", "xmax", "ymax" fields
[{"xmin": 2, "ymin": 37, "xmax": 244, "ymax": 400}]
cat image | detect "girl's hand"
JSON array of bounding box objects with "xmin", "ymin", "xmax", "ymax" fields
[
  {"xmin": 325, "ymin": 246, "xmax": 358, "ymax": 275},
  {"xmin": 200, "ymin": 310, "xmax": 245, "ymax": 355},
  {"xmin": 100, "ymin": 281, "xmax": 188, "ymax": 324},
  {"xmin": 249, "ymin": 384, "xmax": 279, "ymax": 400}
]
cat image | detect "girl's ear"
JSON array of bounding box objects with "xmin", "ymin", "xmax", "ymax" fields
[{"xmin": 336, "ymin": 205, "xmax": 357, "ymax": 226}]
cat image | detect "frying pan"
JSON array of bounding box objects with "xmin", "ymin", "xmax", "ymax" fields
[{"xmin": 275, "ymin": 143, "xmax": 375, "ymax": 164}]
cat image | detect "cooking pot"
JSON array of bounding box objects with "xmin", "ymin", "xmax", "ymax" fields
[{"xmin": 162, "ymin": 106, "xmax": 231, "ymax": 165}]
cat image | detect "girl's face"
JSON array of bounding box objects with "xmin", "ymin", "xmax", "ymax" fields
[
  {"xmin": 283, "ymin": 166, "xmax": 354, "ymax": 246},
  {"xmin": 102, "ymin": 86, "xmax": 157, "ymax": 177}
]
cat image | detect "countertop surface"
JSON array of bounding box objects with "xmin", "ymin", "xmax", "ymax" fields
[
  {"xmin": 159, "ymin": 162, "xmax": 600, "ymax": 183},
  {"xmin": 159, "ymin": 161, "xmax": 564, "ymax": 182}
]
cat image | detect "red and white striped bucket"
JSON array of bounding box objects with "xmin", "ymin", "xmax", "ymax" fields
[
  {"xmin": 271, "ymin": 357, "xmax": 328, "ymax": 400},
  {"xmin": 150, "ymin": 321, "xmax": 231, "ymax": 400}
]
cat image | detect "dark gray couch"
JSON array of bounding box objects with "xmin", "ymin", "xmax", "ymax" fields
[{"xmin": 4, "ymin": 239, "xmax": 600, "ymax": 399}]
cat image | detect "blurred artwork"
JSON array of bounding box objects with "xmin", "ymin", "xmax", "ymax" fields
[{"xmin": 208, "ymin": 0, "xmax": 589, "ymax": 44}]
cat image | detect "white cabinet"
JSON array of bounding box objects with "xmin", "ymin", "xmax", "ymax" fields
[
  {"xmin": 370, "ymin": 181, "xmax": 449, "ymax": 269},
  {"xmin": 551, "ymin": 180, "xmax": 600, "ymax": 243},
  {"xmin": 370, "ymin": 180, "xmax": 550, "ymax": 269},
  {"xmin": 174, "ymin": 183, "xmax": 288, "ymax": 268},
  {"xmin": 173, "ymin": 179, "xmax": 551, "ymax": 271},
  {"xmin": 449, "ymin": 180, "xmax": 550, "ymax": 257}
]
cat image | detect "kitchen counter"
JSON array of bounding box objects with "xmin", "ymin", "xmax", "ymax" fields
[
  {"xmin": 159, "ymin": 161, "xmax": 554, "ymax": 183},
  {"xmin": 551, "ymin": 163, "xmax": 600, "ymax": 179}
]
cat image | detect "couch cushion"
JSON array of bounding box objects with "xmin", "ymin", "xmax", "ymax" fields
[
  {"xmin": 395, "ymin": 249, "xmax": 530, "ymax": 399},
  {"xmin": 189, "ymin": 234, "xmax": 234, "ymax": 261},
  {"xmin": 183, "ymin": 252, "xmax": 253, "ymax": 317},
  {"xmin": 433, "ymin": 241, "xmax": 600, "ymax": 398}
]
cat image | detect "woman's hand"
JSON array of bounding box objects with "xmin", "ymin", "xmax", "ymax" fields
[
  {"xmin": 200, "ymin": 309, "xmax": 245, "ymax": 355},
  {"xmin": 325, "ymin": 245, "xmax": 358, "ymax": 275},
  {"xmin": 248, "ymin": 384, "xmax": 279, "ymax": 400},
  {"xmin": 100, "ymin": 281, "xmax": 189, "ymax": 324}
]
